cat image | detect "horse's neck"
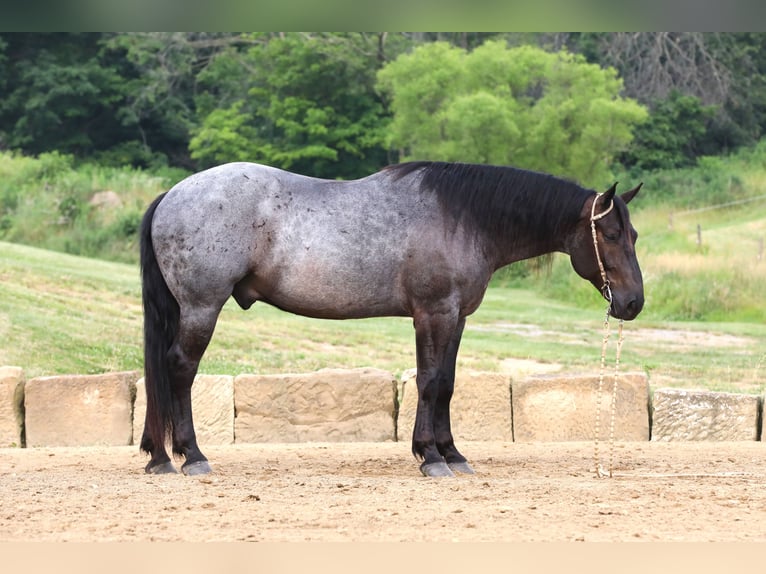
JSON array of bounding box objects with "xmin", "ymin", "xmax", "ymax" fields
[{"xmin": 488, "ymin": 189, "xmax": 589, "ymax": 269}]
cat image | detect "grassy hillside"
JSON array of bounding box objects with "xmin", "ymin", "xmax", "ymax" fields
[
  {"xmin": 1, "ymin": 240, "xmax": 764, "ymax": 394},
  {"xmin": 0, "ymin": 151, "xmax": 184, "ymax": 263}
]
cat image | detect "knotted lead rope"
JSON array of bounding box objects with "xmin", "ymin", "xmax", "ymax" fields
[{"xmin": 590, "ymin": 193, "xmax": 623, "ymax": 479}]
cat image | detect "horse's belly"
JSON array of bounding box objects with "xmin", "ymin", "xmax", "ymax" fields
[{"xmin": 262, "ymin": 265, "xmax": 406, "ymax": 319}]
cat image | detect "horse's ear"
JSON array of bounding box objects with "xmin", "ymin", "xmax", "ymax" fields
[
  {"xmin": 620, "ymin": 182, "xmax": 643, "ymax": 205},
  {"xmin": 600, "ymin": 182, "xmax": 617, "ymax": 206}
]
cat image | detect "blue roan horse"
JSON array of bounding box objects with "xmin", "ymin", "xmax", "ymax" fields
[{"xmin": 140, "ymin": 161, "xmax": 644, "ymax": 477}]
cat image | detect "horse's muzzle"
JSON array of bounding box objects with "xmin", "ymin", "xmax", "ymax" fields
[{"xmin": 610, "ymin": 293, "xmax": 644, "ymax": 321}]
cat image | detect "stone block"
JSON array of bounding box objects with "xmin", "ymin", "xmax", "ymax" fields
[
  {"xmin": 234, "ymin": 368, "xmax": 397, "ymax": 442},
  {"xmin": 397, "ymin": 370, "xmax": 512, "ymax": 442},
  {"xmin": 133, "ymin": 374, "xmax": 235, "ymax": 446},
  {"xmin": 651, "ymin": 388, "xmax": 760, "ymax": 441},
  {"xmin": 0, "ymin": 366, "xmax": 25, "ymax": 447},
  {"xmin": 512, "ymin": 372, "xmax": 650, "ymax": 442},
  {"xmin": 24, "ymin": 371, "xmax": 138, "ymax": 447}
]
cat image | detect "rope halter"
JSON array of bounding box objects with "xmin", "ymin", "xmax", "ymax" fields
[{"xmin": 589, "ymin": 193, "xmax": 615, "ymax": 304}]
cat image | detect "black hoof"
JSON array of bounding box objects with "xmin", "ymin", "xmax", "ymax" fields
[
  {"xmin": 182, "ymin": 460, "xmax": 212, "ymax": 476},
  {"xmin": 447, "ymin": 461, "xmax": 475, "ymax": 475},
  {"xmin": 145, "ymin": 461, "xmax": 178, "ymax": 474},
  {"xmin": 420, "ymin": 461, "xmax": 456, "ymax": 478}
]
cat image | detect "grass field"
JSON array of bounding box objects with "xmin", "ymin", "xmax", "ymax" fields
[{"xmin": 1, "ymin": 240, "xmax": 764, "ymax": 395}]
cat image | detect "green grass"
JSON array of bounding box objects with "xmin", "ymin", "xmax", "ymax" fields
[{"xmin": 2, "ymin": 240, "xmax": 764, "ymax": 396}]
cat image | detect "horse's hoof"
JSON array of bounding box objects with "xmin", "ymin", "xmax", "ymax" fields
[
  {"xmin": 420, "ymin": 461, "xmax": 456, "ymax": 478},
  {"xmin": 146, "ymin": 461, "xmax": 178, "ymax": 474},
  {"xmin": 182, "ymin": 460, "xmax": 212, "ymax": 476},
  {"xmin": 448, "ymin": 461, "xmax": 475, "ymax": 475}
]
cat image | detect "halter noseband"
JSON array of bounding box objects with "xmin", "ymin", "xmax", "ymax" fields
[{"xmin": 590, "ymin": 193, "xmax": 614, "ymax": 304}]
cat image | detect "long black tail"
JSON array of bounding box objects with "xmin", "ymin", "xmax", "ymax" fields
[{"xmin": 140, "ymin": 192, "xmax": 178, "ymax": 454}]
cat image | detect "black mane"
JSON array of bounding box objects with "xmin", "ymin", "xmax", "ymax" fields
[{"xmin": 387, "ymin": 161, "xmax": 593, "ymax": 244}]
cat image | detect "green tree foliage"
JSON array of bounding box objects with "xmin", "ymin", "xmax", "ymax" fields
[
  {"xmin": 3, "ymin": 32, "xmax": 766, "ymax": 181},
  {"xmin": 189, "ymin": 33, "xmax": 390, "ymax": 179},
  {"xmin": 619, "ymin": 90, "xmax": 717, "ymax": 171},
  {"xmin": 574, "ymin": 32, "xmax": 766, "ymax": 159},
  {"xmin": 377, "ymin": 41, "xmax": 648, "ymax": 186},
  {"xmin": 100, "ymin": 33, "xmax": 201, "ymax": 168},
  {"xmin": 0, "ymin": 33, "xmax": 240, "ymax": 169},
  {"xmin": 0, "ymin": 34, "xmax": 125, "ymax": 157}
]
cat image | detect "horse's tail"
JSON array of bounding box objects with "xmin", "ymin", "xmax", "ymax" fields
[{"xmin": 140, "ymin": 192, "xmax": 178, "ymax": 454}]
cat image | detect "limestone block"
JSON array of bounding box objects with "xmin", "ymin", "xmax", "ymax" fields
[
  {"xmin": 0, "ymin": 366, "xmax": 25, "ymax": 447},
  {"xmin": 397, "ymin": 370, "xmax": 512, "ymax": 442},
  {"xmin": 24, "ymin": 371, "xmax": 138, "ymax": 447},
  {"xmin": 651, "ymin": 388, "xmax": 760, "ymax": 441},
  {"xmin": 512, "ymin": 372, "xmax": 650, "ymax": 442},
  {"xmin": 133, "ymin": 374, "xmax": 234, "ymax": 446},
  {"xmin": 234, "ymin": 368, "xmax": 397, "ymax": 442}
]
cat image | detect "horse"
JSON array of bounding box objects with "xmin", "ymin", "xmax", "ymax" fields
[{"xmin": 139, "ymin": 161, "xmax": 644, "ymax": 478}]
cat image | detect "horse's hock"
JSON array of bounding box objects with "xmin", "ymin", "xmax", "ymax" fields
[{"xmin": 2, "ymin": 366, "xmax": 765, "ymax": 448}]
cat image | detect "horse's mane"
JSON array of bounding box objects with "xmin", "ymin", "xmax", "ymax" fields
[{"xmin": 385, "ymin": 161, "xmax": 593, "ymax": 242}]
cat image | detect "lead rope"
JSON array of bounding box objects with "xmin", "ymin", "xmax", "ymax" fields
[
  {"xmin": 594, "ymin": 301, "xmax": 624, "ymax": 478},
  {"xmin": 590, "ymin": 194, "xmax": 623, "ymax": 479}
]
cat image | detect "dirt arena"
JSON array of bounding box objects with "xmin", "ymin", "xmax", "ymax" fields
[{"xmin": 3, "ymin": 440, "xmax": 766, "ymax": 543}]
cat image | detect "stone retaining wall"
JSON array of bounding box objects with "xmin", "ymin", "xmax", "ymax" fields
[
  {"xmin": 233, "ymin": 368, "xmax": 397, "ymax": 443},
  {"xmin": 1, "ymin": 366, "xmax": 763, "ymax": 448}
]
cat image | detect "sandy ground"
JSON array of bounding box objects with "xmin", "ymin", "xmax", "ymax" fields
[{"xmin": 2, "ymin": 440, "xmax": 766, "ymax": 542}]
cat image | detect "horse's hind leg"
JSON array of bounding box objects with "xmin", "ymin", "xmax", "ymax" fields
[
  {"xmin": 167, "ymin": 305, "xmax": 221, "ymax": 476},
  {"xmin": 140, "ymin": 417, "xmax": 176, "ymax": 474}
]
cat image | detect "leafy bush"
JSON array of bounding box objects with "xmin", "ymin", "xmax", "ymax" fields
[{"xmin": 618, "ymin": 91, "xmax": 717, "ymax": 172}]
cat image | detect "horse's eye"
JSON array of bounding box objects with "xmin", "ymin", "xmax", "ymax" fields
[{"xmin": 603, "ymin": 231, "xmax": 619, "ymax": 241}]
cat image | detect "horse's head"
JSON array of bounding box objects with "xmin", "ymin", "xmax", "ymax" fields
[{"xmin": 569, "ymin": 182, "xmax": 644, "ymax": 321}]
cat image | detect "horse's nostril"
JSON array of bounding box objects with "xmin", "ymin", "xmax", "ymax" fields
[{"xmin": 625, "ymin": 297, "xmax": 644, "ymax": 319}]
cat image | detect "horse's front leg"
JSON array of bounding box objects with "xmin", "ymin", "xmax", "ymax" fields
[
  {"xmin": 432, "ymin": 316, "xmax": 474, "ymax": 475},
  {"xmin": 412, "ymin": 310, "xmax": 470, "ymax": 477}
]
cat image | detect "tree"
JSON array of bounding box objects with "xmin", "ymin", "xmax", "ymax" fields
[
  {"xmin": 618, "ymin": 90, "xmax": 717, "ymax": 171},
  {"xmin": 582, "ymin": 32, "xmax": 766, "ymax": 156},
  {"xmin": 0, "ymin": 34, "xmax": 125, "ymax": 157},
  {"xmin": 591, "ymin": 33, "xmax": 732, "ymax": 107},
  {"xmin": 189, "ymin": 33, "xmax": 391, "ymax": 179},
  {"xmin": 377, "ymin": 41, "xmax": 647, "ymax": 187},
  {"xmin": 101, "ymin": 32, "xmax": 244, "ymax": 168}
]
